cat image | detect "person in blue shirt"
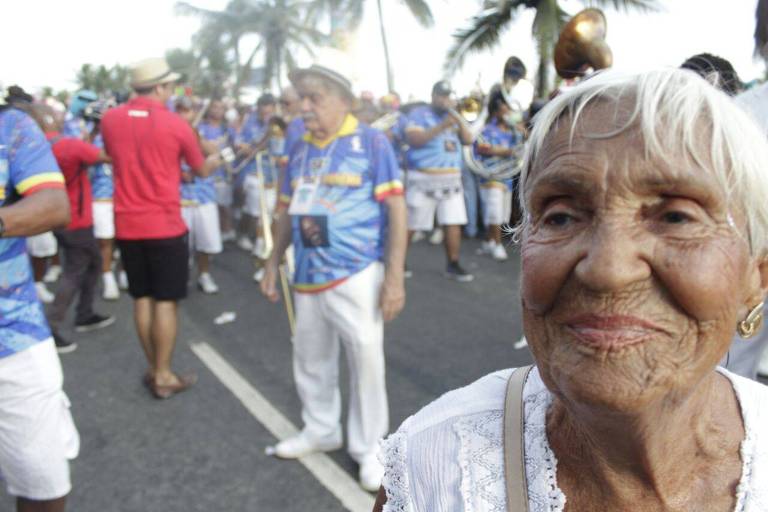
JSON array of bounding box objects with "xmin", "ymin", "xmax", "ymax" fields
[
  {"xmin": 62, "ymin": 89, "xmax": 97, "ymax": 140},
  {"xmin": 405, "ymin": 80, "xmax": 474, "ymax": 281},
  {"xmin": 474, "ymin": 88, "xmax": 522, "ymax": 261},
  {"xmin": 0, "ymin": 104, "xmax": 79, "ymax": 512},
  {"xmin": 260, "ymin": 62, "xmax": 407, "ymax": 493},
  {"xmin": 236, "ymin": 93, "xmax": 278, "ymax": 255}
]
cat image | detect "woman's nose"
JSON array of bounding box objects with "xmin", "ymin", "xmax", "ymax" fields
[{"xmin": 574, "ymin": 220, "xmax": 651, "ymax": 292}]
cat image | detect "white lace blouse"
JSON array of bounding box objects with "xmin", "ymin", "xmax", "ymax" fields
[{"xmin": 379, "ymin": 367, "xmax": 768, "ymax": 512}]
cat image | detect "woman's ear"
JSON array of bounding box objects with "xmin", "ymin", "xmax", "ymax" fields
[{"xmin": 745, "ymin": 256, "xmax": 768, "ymax": 311}]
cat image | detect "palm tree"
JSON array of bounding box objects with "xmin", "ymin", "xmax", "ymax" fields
[
  {"xmin": 445, "ymin": 0, "xmax": 658, "ymax": 98},
  {"xmin": 308, "ymin": 0, "xmax": 435, "ymax": 93},
  {"xmin": 177, "ymin": 0, "xmax": 327, "ymax": 95}
]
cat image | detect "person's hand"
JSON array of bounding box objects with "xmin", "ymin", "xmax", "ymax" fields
[
  {"xmin": 260, "ymin": 260, "xmax": 281, "ymax": 303},
  {"xmin": 205, "ymin": 153, "xmax": 223, "ymax": 169},
  {"xmin": 380, "ymin": 273, "xmax": 405, "ymax": 322}
]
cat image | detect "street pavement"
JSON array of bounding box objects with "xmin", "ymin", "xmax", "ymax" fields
[{"xmin": 0, "ymin": 236, "xmax": 533, "ymax": 512}]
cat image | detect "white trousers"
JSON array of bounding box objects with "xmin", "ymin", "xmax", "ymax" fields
[{"xmin": 292, "ymin": 262, "xmax": 388, "ymax": 462}]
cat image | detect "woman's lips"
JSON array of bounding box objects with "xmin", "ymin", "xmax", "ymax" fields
[{"xmin": 564, "ymin": 314, "xmax": 664, "ymax": 349}]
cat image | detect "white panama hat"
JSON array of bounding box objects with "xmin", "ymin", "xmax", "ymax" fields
[
  {"xmin": 288, "ymin": 49, "xmax": 357, "ymax": 100},
  {"xmin": 129, "ymin": 58, "xmax": 181, "ymax": 89}
]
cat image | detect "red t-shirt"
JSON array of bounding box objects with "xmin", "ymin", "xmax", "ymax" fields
[
  {"xmin": 100, "ymin": 96, "xmax": 205, "ymax": 240},
  {"xmin": 46, "ymin": 132, "xmax": 101, "ymax": 230}
]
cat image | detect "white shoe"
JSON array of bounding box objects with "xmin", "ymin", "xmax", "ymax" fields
[
  {"xmin": 237, "ymin": 236, "xmax": 254, "ymax": 252},
  {"xmin": 102, "ymin": 272, "xmax": 120, "ymax": 300},
  {"xmin": 35, "ymin": 282, "xmax": 55, "ymax": 303},
  {"xmin": 359, "ymin": 457, "xmax": 385, "ymax": 492},
  {"xmin": 252, "ymin": 238, "xmax": 268, "ymax": 259},
  {"xmin": 272, "ymin": 432, "xmax": 342, "ymax": 459},
  {"xmin": 492, "ymin": 243, "xmax": 508, "ymax": 261},
  {"xmin": 253, "ymin": 268, "xmax": 265, "ymax": 282},
  {"xmin": 476, "ymin": 240, "xmax": 495, "ymax": 255},
  {"xmin": 118, "ymin": 271, "xmax": 129, "ymax": 290},
  {"xmin": 43, "ymin": 264, "xmax": 62, "ymax": 283},
  {"xmin": 428, "ymin": 228, "xmax": 443, "ymax": 245},
  {"xmin": 221, "ymin": 230, "xmax": 236, "ymax": 243},
  {"xmin": 411, "ymin": 231, "xmax": 425, "ymax": 243},
  {"xmin": 197, "ymin": 272, "xmax": 219, "ymax": 294}
]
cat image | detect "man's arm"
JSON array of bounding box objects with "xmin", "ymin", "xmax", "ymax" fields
[
  {"xmin": 405, "ymin": 115, "xmax": 455, "ymax": 148},
  {"xmin": 379, "ymin": 194, "xmax": 407, "ymax": 322},
  {"xmin": 0, "ymin": 189, "xmax": 70, "ymax": 237},
  {"xmin": 260, "ymin": 206, "xmax": 292, "ymax": 303}
]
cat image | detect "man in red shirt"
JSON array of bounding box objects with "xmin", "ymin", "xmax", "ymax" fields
[
  {"xmin": 101, "ymin": 58, "xmax": 220, "ymax": 399},
  {"xmin": 30, "ymin": 104, "xmax": 115, "ymax": 352}
]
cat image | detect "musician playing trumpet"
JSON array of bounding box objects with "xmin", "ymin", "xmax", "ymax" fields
[
  {"xmin": 474, "ymin": 88, "xmax": 522, "ymax": 262},
  {"xmin": 405, "ymin": 80, "xmax": 474, "ymax": 282}
]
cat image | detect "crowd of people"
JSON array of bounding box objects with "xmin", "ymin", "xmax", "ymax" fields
[{"xmin": 3, "ymin": 30, "xmax": 768, "ymax": 510}]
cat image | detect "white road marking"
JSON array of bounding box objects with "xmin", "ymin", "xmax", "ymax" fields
[{"xmin": 189, "ymin": 341, "xmax": 375, "ymax": 512}]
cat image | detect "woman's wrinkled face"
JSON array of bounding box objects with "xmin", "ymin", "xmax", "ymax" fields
[{"xmin": 521, "ymin": 103, "xmax": 765, "ymax": 411}]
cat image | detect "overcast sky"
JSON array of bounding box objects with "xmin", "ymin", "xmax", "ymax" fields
[{"xmin": 2, "ymin": 0, "xmax": 764, "ymax": 100}]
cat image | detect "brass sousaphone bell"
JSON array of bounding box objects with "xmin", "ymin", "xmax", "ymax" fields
[{"xmin": 554, "ymin": 8, "xmax": 613, "ymax": 79}]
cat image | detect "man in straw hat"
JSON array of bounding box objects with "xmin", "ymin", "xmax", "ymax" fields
[
  {"xmin": 101, "ymin": 57, "xmax": 222, "ymax": 399},
  {"xmin": 260, "ymin": 61, "xmax": 407, "ymax": 492}
]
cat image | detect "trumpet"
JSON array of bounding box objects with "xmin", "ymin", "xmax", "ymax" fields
[{"xmin": 371, "ymin": 111, "xmax": 401, "ymax": 131}]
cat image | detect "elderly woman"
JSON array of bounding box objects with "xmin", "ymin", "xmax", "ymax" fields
[{"xmin": 374, "ymin": 68, "xmax": 768, "ymax": 511}]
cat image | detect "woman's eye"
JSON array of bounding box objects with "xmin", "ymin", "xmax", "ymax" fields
[
  {"xmin": 661, "ymin": 211, "xmax": 691, "ymax": 224},
  {"xmin": 543, "ymin": 212, "xmax": 574, "ymax": 227}
]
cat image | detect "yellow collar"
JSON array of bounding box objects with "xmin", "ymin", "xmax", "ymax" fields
[{"xmin": 303, "ymin": 114, "xmax": 358, "ymax": 149}]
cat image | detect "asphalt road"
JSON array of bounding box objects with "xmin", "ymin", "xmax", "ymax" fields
[{"xmin": 0, "ymin": 236, "xmax": 533, "ymax": 512}]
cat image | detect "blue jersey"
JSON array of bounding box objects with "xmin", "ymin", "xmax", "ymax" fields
[
  {"xmin": 283, "ymin": 117, "xmax": 306, "ymax": 162},
  {"xmin": 62, "ymin": 113, "xmax": 92, "ymax": 140},
  {"xmin": 280, "ymin": 115, "xmax": 403, "ymax": 292},
  {"xmin": 89, "ymin": 134, "xmax": 113, "ymax": 200},
  {"xmin": 475, "ymin": 120, "xmax": 519, "ymax": 190},
  {"xmin": 0, "ymin": 108, "xmax": 65, "ymax": 357},
  {"xmin": 196, "ymin": 122, "xmax": 234, "ymax": 204},
  {"xmin": 405, "ymin": 106, "xmax": 462, "ymax": 173},
  {"xmin": 236, "ymin": 113, "xmax": 268, "ymax": 177}
]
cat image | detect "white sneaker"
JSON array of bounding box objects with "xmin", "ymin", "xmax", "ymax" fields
[
  {"xmin": 428, "ymin": 228, "xmax": 443, "ymax": 245},
  {"xmin": 237, "ymin": 236, "xmax": 254, "ymax": 252},
  {"xmin": 118, "ymin": 270, "xmax": 129, "ymax": 290},
  {"xmin": 476, "ymin": 240, "xmax": 496, "ymax": 255},
  {"xmin": 253, "ymin": 268, "xmax": 265, "ymax": 282},
  {"xmin": 411, "ymin": 231, "xmax": 425, "ymax": 243},
  {"xmin": 43, "ymin": 264, "xmax": 62, "ymax": 283},
  {"xmin": 221, "ymin": 230, "xmax": 236, "ymax": 243},
  {"xmin": 35, "ymin": 282, "xmax": 55, "ymax": 303},
  {"xmin": 359, "ymin": 457, "xmax": 385, "ymax": 492},
  {"xmin": 492, "ymin": 243, "xmax": 508, "ymax": 261},
  {"xmin": 252, "ymin": 238, "xmax": 268, "ymax": 259},
  {"xmin": 102, "ymin": 272, "xmax": 120, "ymax": 300},
  {"xmin": 272, "ymin": 431, "xmax": 342, "ymax": 459},
  {"xmin": 197, "ymin": 272, "xmax": 219, "ymax": 294}
]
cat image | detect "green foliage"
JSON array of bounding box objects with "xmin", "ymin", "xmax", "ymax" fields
[{"xmin": 75, "ymin": 63, "xmax": 130, "ymax": 94}]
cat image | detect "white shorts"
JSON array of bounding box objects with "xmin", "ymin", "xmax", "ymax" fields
[
  {"xmin": 214, "ymin": 180, "xmax": 233, "ymax": 208},
  {"xmin": 480, "ymin": 185, "xmax": 512, "ymax": 226},
  {"xmin": 406, "ymin": 185, "xmax": 468, "ymax": 231},
  {"xmin": 181, "ymin": 202, "xmax": 223, "ymax": 254},
  {"xmin": 243, "ymin": 174, "xmax": 277, "ymax": 218},
  {"xmin": 92, "ymin": 200, "xmax": 115, "ymax": 240},
  {"xmin": 26, "ymin": 232, "xmax": 57, "ymax": 258},
  {"xmin": 0, "ymin": 340, "xmax": 79, "ymax": 500}
]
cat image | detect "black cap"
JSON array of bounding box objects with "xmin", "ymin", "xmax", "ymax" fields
[
  {"xmin": 431, "ymin": 80, "xmax": 452, "ymax": 96},
  {"xmin": 256, "ymin": 93, "xmax": 277, "ymax": 107}
]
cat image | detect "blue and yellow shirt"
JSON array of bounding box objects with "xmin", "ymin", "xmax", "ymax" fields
[
  {"xmin": 0, "ymin": 108, "xmax": 65, "ymax": 357},
  {"xmin": 405, "ymin": 106, "xmax": 462, "ymax": 173},
  {"xmin": 90, "ymin": 134, "xmax": 113, "ymax": 200},
  {"xmin": 279, "ymin": 115, "xmax": 403, "ymax": 293},
  {"xmin": 475, "ymin": 120, "xmax": 520, "ymax": 191},
  {"xmin": 196, "ymin": 121, "xmax": 235, "ymax": 204}
]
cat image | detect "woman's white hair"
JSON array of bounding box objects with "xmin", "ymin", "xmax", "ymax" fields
[{"xmin": 516, "ymin": 68, "xmax": 768, "ymax": 256}]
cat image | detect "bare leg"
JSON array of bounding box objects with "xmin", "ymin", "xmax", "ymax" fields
[
  {"xmin": 443, "ymin": 225, "xmax": 462, "ymax": 263},
  {"xmin": 31, "ymin": 257, "xmax": 47, "ymax": 282},
  {"xmin": 134, "ymin": 297, "xmax": 154, "ymax": 372},
  {"xmin": 17, "ymin": 496, "xmax": 67, "ymax": 512},
  {"xmin": 196, "ymin": 252, "xmax": 210, "ymax": 275},
  {"xmin": 152, "ymin": 300, "xmax": 180, "ymax": 386},
  {"xmin": 488, "ymin": 225, "xmax": 502, "ymax": 245},
  {"xmin": 98, "ymin": 239, "xmax": 113, "ymax": 273},
  {"xmin": 218, "ymin": 205, "xmax": 232, "ymax": 233}
]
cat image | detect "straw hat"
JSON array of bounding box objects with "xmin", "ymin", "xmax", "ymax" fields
[{"xmin": 129, "ymin": 58, "xmax": 181, "ymax": 89}]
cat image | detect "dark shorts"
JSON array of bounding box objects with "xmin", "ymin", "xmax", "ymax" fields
[{"xmin": 117, "ymin": 234, "xmax": 189, "ymax": 301}]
